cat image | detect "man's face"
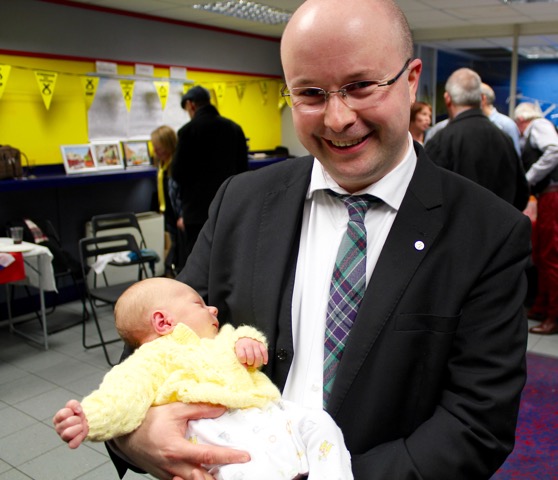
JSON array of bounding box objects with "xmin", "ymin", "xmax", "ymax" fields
[
  {"xmin": 184, "ymin": 100, "xmax": 195, "ymax": 118},
  {"xmin": 515, "ymin": 118, "xmax": 529, "ymax": 135},
  {"xmin": 281, "ymin": 5, "xmax": 421, "ymax": 193}
]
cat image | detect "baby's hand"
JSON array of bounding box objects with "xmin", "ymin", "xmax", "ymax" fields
[
  {"xmin": 235, "ymin": 338, "xmax": 268, "ymax": 368},
  {"xmin": 52, "ymin": 399, "xmax": 89, "ymax": 449}
]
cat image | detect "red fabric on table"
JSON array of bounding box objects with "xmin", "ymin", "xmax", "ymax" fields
[{"xmin": 0, "ymin": 252, "xmax": 26, "ymax": 284}]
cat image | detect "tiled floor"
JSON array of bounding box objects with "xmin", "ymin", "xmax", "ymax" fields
[
  {"xmin": 0, "ymin": 301, "xmax": 156, "ymax": 480},
  {"xmin": 1, "ymin": 301, "xmax": 557, "ymax": 480}
]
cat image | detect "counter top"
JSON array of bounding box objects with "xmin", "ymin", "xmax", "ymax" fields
[{"xmin": 0, "ymin": 165, "xmax": 157, "ymax": 192}]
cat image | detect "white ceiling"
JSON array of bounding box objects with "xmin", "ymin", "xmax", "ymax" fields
[{"xmin": 65, "ymin": 0, "xmax": 558, "ymax": 60}]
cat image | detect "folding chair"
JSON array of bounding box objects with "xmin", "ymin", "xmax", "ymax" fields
[
  {"xmin": 90, "ymin": 212, "xmax": 160, "ymax": 277},
  {"xmin": 79, "ymin": 233, "xmax": 147, "ymax": 366}
]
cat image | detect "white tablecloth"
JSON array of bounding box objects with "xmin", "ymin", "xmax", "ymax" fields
[{"xmin": 0, "ymin": 238, "xmax": 56, "ymax": 291}]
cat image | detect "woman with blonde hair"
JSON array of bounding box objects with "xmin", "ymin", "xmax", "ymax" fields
[{"xmin": 151, "ymin": 125, "xmax": 183, "ymax": 277}]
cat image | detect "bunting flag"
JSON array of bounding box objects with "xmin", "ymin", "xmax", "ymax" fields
[
  {"xmin": 34, "ymin": 70, "xmax": 58, "ymax": 110},
  {"xmin": 213, "ymin": 82, "xmax": 227, "ymax": 107},
  {"xmin": 236, "ymin": 82, "xmax": 247, "ymax": 102},
  {"xmin": 259, "ymin": 80, "xmax": 269, "ymax": 105},
  {"xmin": 119, "ymin": 79, "xmax": 135, "ymax": 112},
  {"xmin": 153, "ymin": 81, "xmax": 170, "ymax": 110},
  {"xmin": 81, "ymin": 75, "xmax": 99, "ymax": 109},
  {"xmin": 0, "ymin": 65, "xmax": 11, "ymax": 100}
]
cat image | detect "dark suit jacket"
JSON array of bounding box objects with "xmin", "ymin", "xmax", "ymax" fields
[
  {"xmin": 171, "ymin": 104, "xmax": 248, "ymax": 225},
  {"xmin": 425, "ymin": 108, "xmax": 529, "ymax": 211},
  {"xmin": 180, "ymin": 144, "xmax": 531, "ymax": 479}
]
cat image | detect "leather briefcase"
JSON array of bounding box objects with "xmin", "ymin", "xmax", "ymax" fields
[{"xmin": 0, "ymin": 145, "xmax": 24, "ymax": 180}]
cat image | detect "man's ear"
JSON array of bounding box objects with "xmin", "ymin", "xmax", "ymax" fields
[
  {"xmin": 406, "ymin": 58, "xmax": 422, "ymax": 105},
  {"xmin": 443, "ymin": 91, "xmax": 453, "ymax": 112},
  {"xmin": 151, "ymin": 310, "xmax": 174, "ymax": 335}
]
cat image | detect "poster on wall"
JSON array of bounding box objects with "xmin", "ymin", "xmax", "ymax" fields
[
  {"xmin": 88, "ymin": 78, "xmax": 128, "ymax": 140},
  {"xmin": 88, "ymin": 78, "xmax": 190, "ymax": 141},
  {"xmin": 60, "ymin": 145, "xmax": 97, "ymax": 174}
]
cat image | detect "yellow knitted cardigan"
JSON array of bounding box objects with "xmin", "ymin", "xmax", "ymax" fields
[{"xmin": 81, "ymin": 323, "xmax": 281, "ymax": 442}]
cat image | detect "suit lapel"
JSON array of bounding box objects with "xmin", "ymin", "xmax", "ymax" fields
[
  {"xmin": 252, "ymin": 158, "xmax": 313, "ymax": 361},
  {"xmin": 328, "ymin": 148, "xmax": 445, "ymax": 415}
]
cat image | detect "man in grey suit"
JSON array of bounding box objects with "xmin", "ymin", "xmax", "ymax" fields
[{"xmin": 110, "ymin": 1, "xmax": 531, "ymax": 479}]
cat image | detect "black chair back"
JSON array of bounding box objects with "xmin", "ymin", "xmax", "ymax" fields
[
  {"xmin": 79, "ymin": 233, "xmax": 145, "ymax": 366},
  {"xmin": 90, "ymin": 212, "xmax": 159, "ymax": 276}
]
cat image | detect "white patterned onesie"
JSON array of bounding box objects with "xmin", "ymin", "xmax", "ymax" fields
[{"xmin": 188, "ymin": 399, "xmax": 353, "ymax": 480}]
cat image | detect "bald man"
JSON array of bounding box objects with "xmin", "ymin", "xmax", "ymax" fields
[{"xmin": 109, "ymin": 2, "xmax": 531, "ymax": 479}]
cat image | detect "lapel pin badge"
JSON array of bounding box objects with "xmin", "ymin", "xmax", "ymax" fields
[{"xmin": 414, "ymin": 241, "xmax": 425, "ymax": 251}]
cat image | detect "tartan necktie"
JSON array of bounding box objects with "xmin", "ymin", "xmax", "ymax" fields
[{"xmin": 323, "ymin": 190, "xmax": 378, "ymax": 407}]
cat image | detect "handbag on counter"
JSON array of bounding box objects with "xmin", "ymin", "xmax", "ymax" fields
[{"xmin": 0, "ymin": 145, "xmax": 26, "ymax": 180}]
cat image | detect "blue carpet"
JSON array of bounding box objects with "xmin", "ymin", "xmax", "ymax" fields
[{"xmin": 491, "ymin": 353, "xmax": 558, "ymax": 479}]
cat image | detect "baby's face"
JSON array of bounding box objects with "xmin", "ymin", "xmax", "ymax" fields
[{"xmin": 174, "ymin": 285, "xmax": 219, "ymax": 339}]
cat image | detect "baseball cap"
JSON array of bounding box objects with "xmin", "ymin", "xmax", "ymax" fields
[{"xmin": 181, "ymin": 86, "xmax": 210, "ymax": 108}]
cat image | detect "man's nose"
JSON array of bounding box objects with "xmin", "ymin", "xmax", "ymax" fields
[{"xmin": 323, "ymin": 94, "xmax": 357, "ymax": 132}]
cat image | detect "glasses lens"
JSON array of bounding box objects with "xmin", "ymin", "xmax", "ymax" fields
[{"xmin": 289, "ymin": 87, "xmax": 326, "ymax": 112}]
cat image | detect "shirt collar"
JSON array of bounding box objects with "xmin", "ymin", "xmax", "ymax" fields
[{"xmin": 307, "ymin": 133, "xmax": 416, "ymax": 211}]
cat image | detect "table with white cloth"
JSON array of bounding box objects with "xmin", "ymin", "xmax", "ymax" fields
[{"xmin": 0, "ymin": 238, "xmax": 56, "ymax": 349}]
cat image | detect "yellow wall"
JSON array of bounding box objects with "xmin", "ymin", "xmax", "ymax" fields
[{"xmin": 0, "ymin": 53, "xmax": 283, "ymax": 167}]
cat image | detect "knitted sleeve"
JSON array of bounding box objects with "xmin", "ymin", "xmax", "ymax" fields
[
  {"xmin": 81, "ymin": 341, "xmax": 167, "ymax": 442},
  {"xmin": 221, "ymin": 323, "xmax": 268, "ymax": 348}
]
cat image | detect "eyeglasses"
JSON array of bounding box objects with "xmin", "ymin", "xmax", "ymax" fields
[{"xmin": 281, "ymin": 58, "xmax": 412, "ymax": 113}]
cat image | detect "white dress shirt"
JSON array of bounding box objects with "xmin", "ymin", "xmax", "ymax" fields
[{"xmin": 282, "ymin": 134, "xmax": 417, "ymax": 409}]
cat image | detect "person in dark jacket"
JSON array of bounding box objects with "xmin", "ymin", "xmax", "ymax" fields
[
  {"xmin": 171, "ymin": 86, "xmax": 248, "ymax": 265},
  {"xmin": 425, "ymin": 68, "xmax": 529, "ymax": 211},
  {"xmin": 108, "ymin": 2, "xmax": 530, "ymax": 479}
]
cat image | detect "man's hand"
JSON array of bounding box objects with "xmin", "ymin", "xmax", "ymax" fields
[
  {"xmin": 235, "ymin": 338, "xmax": 269, "ymax": 368},
  {"xmin": 112, "ymin": 403, "xmax": 250, "ymax": 480}
]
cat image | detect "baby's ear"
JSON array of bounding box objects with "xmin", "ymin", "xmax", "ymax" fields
[{"xmin": 151, "ymin": 310, "xmax": 174, "ymax": 335}]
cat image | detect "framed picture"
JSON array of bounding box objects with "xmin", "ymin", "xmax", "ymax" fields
[
  {"xmin": 60, "ymin": 144, "xmax": 97, "ymax": 174},
  {"xmin": 122, "ymin": 140, "xmax": 152, "ymax": 168},
  {"xmin": 91, "ymin": 141, "xmax": 124, "ymax": 170}
]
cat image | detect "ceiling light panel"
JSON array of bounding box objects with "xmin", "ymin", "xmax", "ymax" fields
[{"xmin": 192, "ymin": 1, "xmax": 292, "ymax": 25}]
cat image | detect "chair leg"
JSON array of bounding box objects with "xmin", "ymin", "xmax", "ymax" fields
[
  {"xmin": 12, "ymin": 284, "xmax": 44, "ymax": 328},
  {"xmin": 82, "ymin": 297, "xmax": 121, "ymax": 367},
  {"xmin": 73, "ymin": 277, "xmax": 89, "ymax": 322}
]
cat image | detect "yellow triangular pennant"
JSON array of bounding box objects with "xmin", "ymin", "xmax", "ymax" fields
[
  {"xmin": 236, "ymin": 82, "xmax": 247, "ymax": 102},
  {"xmin": 213, "ymin": 82, "xmax": 227, "ymax": 107},
  {"xmin": 259, "ymin": 81, "xmax": 269, "ymax": 105},
  {"xmin": 0, "ymin": 65, "xmax": 11, "ymax": 100},
  {"xmin": 34, "ymin": 70, "xmax": 58, "ymax": 110},
  {"xmin": 119, "ymin": 79, "xmax": 135, "ymax": 112},
  {"xmin": 153, "ymin": 81, "xmax": 170, "ymax": 110},
  {"xmin": 81, "ymin": 76, "xmax": 100, "ymax": 109}
]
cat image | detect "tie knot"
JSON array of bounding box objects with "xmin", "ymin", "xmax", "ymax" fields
[{"xmin": 326, "ymin": 190, "xmax": 378, "ymax": 223}]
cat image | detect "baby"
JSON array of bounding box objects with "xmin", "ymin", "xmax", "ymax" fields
[{"xmin": 53, "ymin": 277, "xmax": 353, "ymax": 480}]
